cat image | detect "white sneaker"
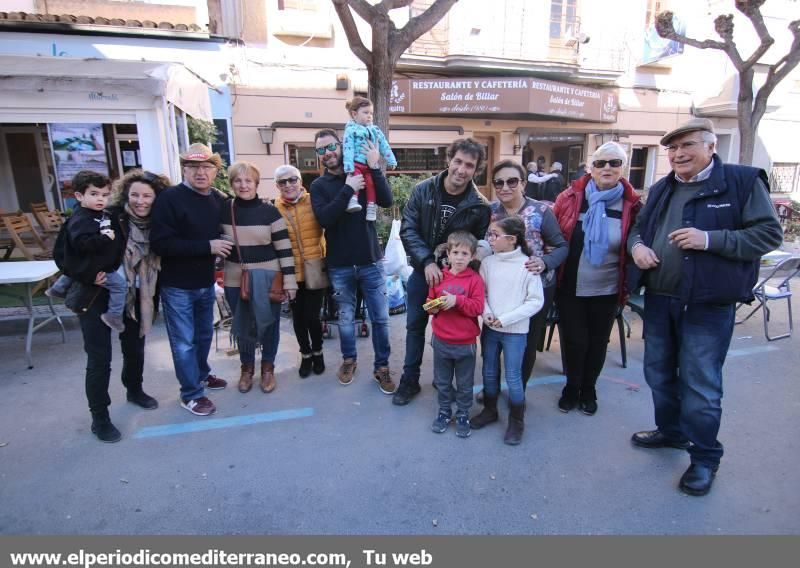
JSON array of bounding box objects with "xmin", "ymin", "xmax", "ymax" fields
[
  {"xmin": 346, "ymin": 195, "xmax": 362, "ymax": 213},
  {"xmin": 365, "ymin": 202, "xmax": 377, "ymax": 221}
]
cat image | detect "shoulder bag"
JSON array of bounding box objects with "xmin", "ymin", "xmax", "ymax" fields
[
  {"xmin": 230, "ymin": 201, "xmax": 251, "ymax": 301},
  {"xmin": 285, "ymin": 206, "xmax": 329, "ymax": 290}
]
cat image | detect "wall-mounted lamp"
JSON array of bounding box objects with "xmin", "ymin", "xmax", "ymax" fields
[
  {"xmin": 336, "ymin": 74, "xmax": 350, "ymax": 91},
  {"xmin": 258, "ymin": 126, "xmax": 274, "ymax": 154},
  {"xmin": 512, "ymin": 130, "xmax": 522, "ymax": 154}
]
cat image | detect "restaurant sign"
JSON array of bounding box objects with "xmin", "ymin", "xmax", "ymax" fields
[{"xmin": 390, "ymin": 77, "xmax": 618, "ymax": 123}]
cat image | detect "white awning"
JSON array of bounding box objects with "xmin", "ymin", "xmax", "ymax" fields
[{"xmin": 0, "ymin": 54, "xmax": 213, "ymax": 121}]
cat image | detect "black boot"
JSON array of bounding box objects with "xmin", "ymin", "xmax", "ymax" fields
[
  {"xmin": 311, "ymin": 351, "xmax": 325, "ymax": 375},
  {"xmin": 126, "ymin": 388, "xmax": 158, "ymax": 410},
  {"xmin": 504, "ymin": 403, "xmax": 525, "ymax": 446},
  {"xmin": 558, "ymin": 384, "xmax": 579, "ymax": 413},
  {"xmin": 299, "ymin": 354, "xmax": 313, "ymax": 378},
  {"xmin": 91, "ymin": 410, "xmax": 121, "ymax": 443},
  {"xmin": 470, "ymin": 394, "xmax": 499, "ymax": 429}
]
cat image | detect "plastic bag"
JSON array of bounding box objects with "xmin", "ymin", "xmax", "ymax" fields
[
  {"xmin": 386, "ymin": 274, "xmax": 407, "ymax": 315},
  {"xmin": 383, "ymin": 219, "xmax": 409, "ymax": 277}
]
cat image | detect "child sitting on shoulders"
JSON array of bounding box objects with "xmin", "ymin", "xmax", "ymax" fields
[
  {"xmin": 342, "ymin": 96, "xmax": 397, "ymax": 222},
  {"xmin": 424, "ymin": 231, "xmax": 485, "ymax": 439}
]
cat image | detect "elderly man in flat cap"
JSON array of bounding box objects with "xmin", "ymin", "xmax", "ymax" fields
[
  {"xmin": 626, "ymin": 118, "xmax": 782, "ymax": 496},
  {"xmin": 151, "ymin": 143, "xmax": 232, "ymax": 417}
]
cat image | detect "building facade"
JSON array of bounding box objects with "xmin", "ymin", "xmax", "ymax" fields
[
  {"xmin": 216, "ymin": 0, "xmax": 799, "ymax": 202},
  {"xmin": 0, "ymin": 0, "xmax": 232, "ymax": 212}
]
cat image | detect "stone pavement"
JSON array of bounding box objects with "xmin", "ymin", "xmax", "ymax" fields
[{"xmin": 0, "ymin": 301, "xmax": 798, "ymax": 535}]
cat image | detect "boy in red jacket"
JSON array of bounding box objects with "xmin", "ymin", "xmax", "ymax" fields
[{"xmin": 424, "ymin": 231, "xmax": 485, "ymax": 438}]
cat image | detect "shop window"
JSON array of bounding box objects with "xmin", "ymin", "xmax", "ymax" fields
[
  {"xmin": 288, "ymin": 144, "xmax": 323, "ymax": 188},
  {"xmin": 629, "ymin": 147, "xmax": 648, "ymax": 190},
  {"xmin": 393, "ymin": 147, "xmax": 448, "ymax": 173}
]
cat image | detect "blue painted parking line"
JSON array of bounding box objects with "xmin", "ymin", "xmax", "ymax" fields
[
  {"xmin": 133, "ymin": 407, "xmax": 314, "ymax": 439},
  {"xmin": 728, "ymin": 345, "xmax": 779, "ymax": 358}
]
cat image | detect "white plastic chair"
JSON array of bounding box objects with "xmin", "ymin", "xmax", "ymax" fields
[{"xmin": 736, "ymin": 256, "xmax": 800, "ymax": 341}]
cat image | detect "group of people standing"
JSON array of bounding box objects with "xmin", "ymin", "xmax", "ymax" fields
[{"xmin": 58, "ymin": 115, "xmax": 782, "ymax": 499}]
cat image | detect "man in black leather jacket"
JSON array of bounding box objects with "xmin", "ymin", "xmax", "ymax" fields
[{"xmin": 393, "ymin": 138, "xmax": 491, "ymax": 406}]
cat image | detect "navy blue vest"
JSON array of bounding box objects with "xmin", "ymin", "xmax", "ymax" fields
[{"xmin": 637, "ymin": 155, "xmax": 767, "ymax": 304}]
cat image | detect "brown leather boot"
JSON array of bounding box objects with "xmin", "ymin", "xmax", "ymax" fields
[
  {"xmin": 238, "ymin": 363, "xmax": 255, "ymax": 393},
  {"xmin": 260, "ymin": 361, "xmax": 276, "ymax": 393}
]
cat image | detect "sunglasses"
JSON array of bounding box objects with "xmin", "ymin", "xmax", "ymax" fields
[
  {"xmin": 314, "ymin": 142, "xmax": 340, "ymax": 156},
  {"xmin": 592, "ymin": 159, "xmax": 623, "ymax": 168},
  {"xmin": 276, "ymin": 176, "xmax": 300, "ymax": 187},
  {"xmin": 492, "ymin": 177, "xmax": 521, "ymax": 190}
]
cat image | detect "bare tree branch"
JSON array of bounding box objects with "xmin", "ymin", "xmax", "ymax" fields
[
  {"xmin": 383, "ymin": 0, "xmax": 415, "ymax": 9},
  {"xmin": 331, "ymin": 0, "xmax": 371, "ymax": 64},
  {"xmin": 760, "ymin": 19, "xmax": 800, "ymax": 97},
  {"xmin": 395, "ymin": 0, "xmax": 458, "ymax": 53},
  {"xmin": 345, "ymin": 0, "xmax": 376, "ymax": 22},
  {"xmin": 656, "ymin": 11, "xmax": 743, "ymax": 69},
  {"xmin": 735, "ymin": 1, "xmax": 776, "ymax": 67}
]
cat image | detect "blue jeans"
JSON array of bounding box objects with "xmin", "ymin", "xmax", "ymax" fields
[
  {"xmin": 160, "ymin": 285, "xmax": 216, "ymax": 402},
  {"xmin": 481, "ymin": 327, "xmax": 528, "ymax": 406},
  {"xmin": 224, "ymin": 287, "xmax": 282, "ymax": 365},
  {"xmin": 328, "ymin": 263, "xmax": 390, "ymax": 370},
  {"xmin": 643, "ymin": 294, "xmax": 734, "ymax": 467},
  {"xmin": 401, "ymin": 268, "xmax": 430, "ymax": 382}
]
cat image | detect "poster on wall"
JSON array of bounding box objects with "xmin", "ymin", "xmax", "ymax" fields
[{"xmin": 49, "ymin": 123, "xmax": 109, "ymax": 208}]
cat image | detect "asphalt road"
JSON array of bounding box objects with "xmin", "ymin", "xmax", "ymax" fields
[{"xmin": 0, "ymin": 303, "xmax": 798, "ymax": 535}]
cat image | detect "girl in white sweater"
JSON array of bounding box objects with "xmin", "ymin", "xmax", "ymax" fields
[{"xmin": 474, "ymin": 216, "xmax": 544, "ymax": 445}]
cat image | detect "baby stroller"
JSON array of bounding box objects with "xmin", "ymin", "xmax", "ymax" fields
[{"xmin": 321, "ymin": 286, "xmax": 370, "ymax": 338}]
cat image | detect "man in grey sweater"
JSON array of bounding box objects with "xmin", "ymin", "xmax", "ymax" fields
[{"xmin": 627, "ymin": 118, "xmax": 782, "ymax": 496}]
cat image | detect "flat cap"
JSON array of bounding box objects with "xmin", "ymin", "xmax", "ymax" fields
[{"xmin": 660, "ymin": 117, "xmax": 715, "ymax": 146}]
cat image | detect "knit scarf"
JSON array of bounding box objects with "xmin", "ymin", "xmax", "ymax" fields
[
  {"xmin": 123, "ymin": 204, "xmax": 161, "ymax": 337},
  {"xmin": 582, "ymin": 179, "xmax": 624, "ymax": 266}
]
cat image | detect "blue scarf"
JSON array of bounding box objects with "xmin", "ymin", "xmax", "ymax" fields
[{"xmin": 583, "ymin": 179, "xmax": 624, "ymax": 266}]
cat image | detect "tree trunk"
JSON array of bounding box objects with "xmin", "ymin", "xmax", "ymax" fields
[
  {"xmin": 737, "ymin": 69, "xmax": 755, "ymax": 165},
  {"xmin": 370, "ymin": 17, "xmax": 393, "ymax": 139}
]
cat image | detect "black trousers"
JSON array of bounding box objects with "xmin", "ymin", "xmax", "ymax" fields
[
  {"xmin": 290, "ymin": 283, "xmax": 325, "ymax": 354},
  {"xmin": 556, "ymin": 291, "xmax": 618, "ymax": 399},
  {"xmin": 79, "ymin": 290, "xmax": 146, "ymax": 415}
]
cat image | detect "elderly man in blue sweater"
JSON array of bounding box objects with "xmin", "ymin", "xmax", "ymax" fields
[
  {"xmin": 627, "ymin": 118, "xmax": 782, "ymax": 496},
  {"xmin": 310, "ymin": 129, "xmax": 395, "ymax": 395},
  {"xmin": 150, "ymin": 144, "xmax": 232, "ymax": 417}
]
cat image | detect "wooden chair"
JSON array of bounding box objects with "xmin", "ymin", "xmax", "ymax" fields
[
  {"xmin": 31, "ymin": 209, "xmax": 64, "ymax": 237},
  {"xmin": 29, "ymin": 202, "xmax": 50, "ymax": 214},
  {"xmin": 1, "ymin": 212, "xmax": 54, "ymax": 261}
]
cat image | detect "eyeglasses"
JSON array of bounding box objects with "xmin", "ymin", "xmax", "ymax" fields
[
  {"xmin": 314, "ymin": 142, "xmax": 340, "ymax": 156},
  {"xmin": 492, "ymin": 177, "xmax": 521, "ymax": 190},
  {"xmin": 185, "ymin": 164, "xmax": 217, "ymax": 172},
  {"xmin": 664, "ymin": 140, "xmax": 705, "ymax": 152},
  {"xmin": 277, "ymin": 176, "xmax": 300, "ymax": 187},
  {"xmin": 592, "ymin": 159, "xmax": 623, "ymax": 168},
  {"xmin": 487, "ymin": 232, "xmax": 514, "ymax": 241}
]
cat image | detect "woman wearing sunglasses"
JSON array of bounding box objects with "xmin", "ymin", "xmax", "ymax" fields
[
  {"xmin": 552, "ymin": 142, "xmax": 642, "ymax": 415},
  {"xmin": 219, "ymin": 161, "xmax": 297, "ymax": 395},
  {"xmin": 472, "ymin": 160, "xmax": 567, "ymax": 421},
  {"xmin": 274, "ymin": 165, "xmax": 327, "ymax": 378}
]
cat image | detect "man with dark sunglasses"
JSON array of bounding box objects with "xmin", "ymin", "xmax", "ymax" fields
[
  {"xmin": 627, "ymin": 118, "xmax": 782, "ymax": 496},
  {"xmin": 309, "ymin": 129, "xmax": 396, "ymax": 395},
  {"xmin": 393, "ymin": 137, "xmax": 491, "ymax": 406}
]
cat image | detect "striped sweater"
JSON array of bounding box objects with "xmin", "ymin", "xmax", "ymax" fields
[{"xmin": 220, "ymin": 197, "xmax": 297, "ymax": 290}]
